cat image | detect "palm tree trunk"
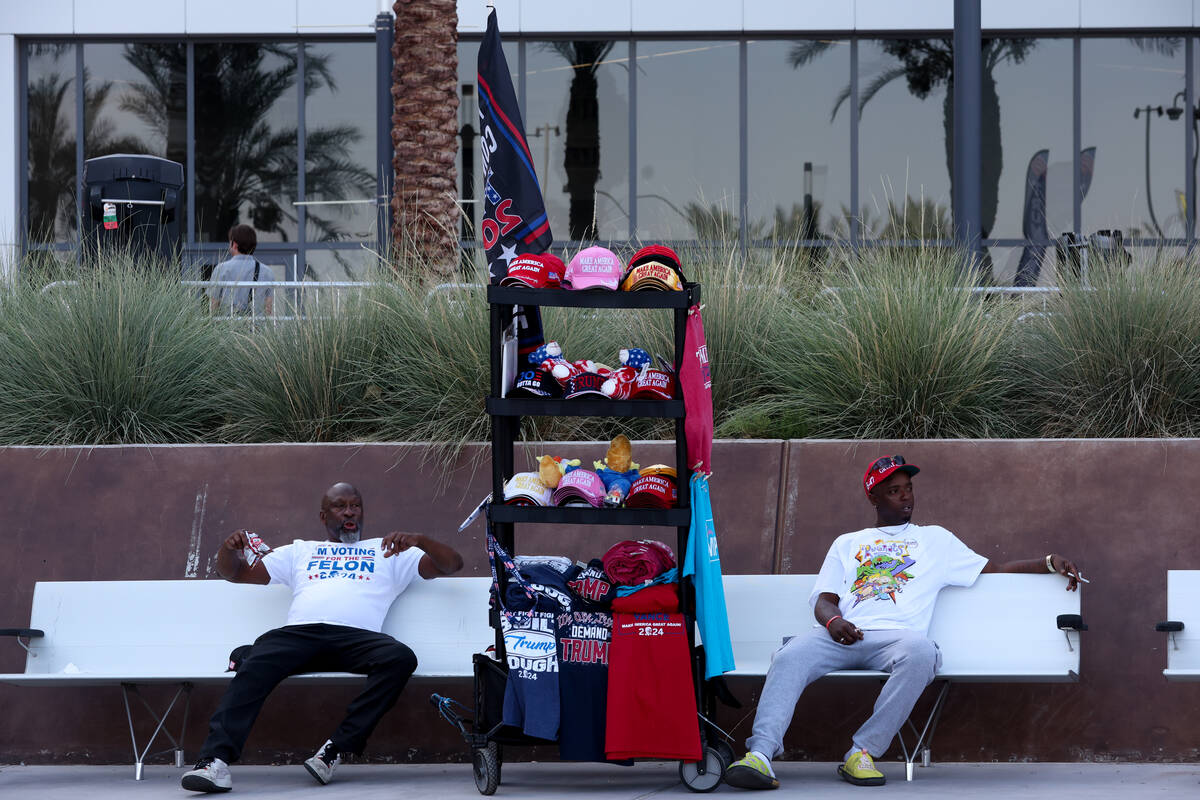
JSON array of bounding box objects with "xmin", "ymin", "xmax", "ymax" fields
[
  {"xmin": 563, "ymin": 43, "xmax": 608, "ymax": 241},
  {"xmin": 391, "ymin": 0, "xmax": 460, "ymax": 275}
]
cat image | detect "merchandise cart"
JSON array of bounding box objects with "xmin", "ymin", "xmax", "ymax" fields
[{"xmin": 433, "ymin": 280, "xmax": 733, "ymax": 793}]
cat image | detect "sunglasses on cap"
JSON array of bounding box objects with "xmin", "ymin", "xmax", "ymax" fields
[{"xmin": 869, "ymin": 455, "xmax": 906, "ymax": 473}]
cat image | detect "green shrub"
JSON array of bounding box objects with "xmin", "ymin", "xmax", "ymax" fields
[
  {"xmin": 727, "ymin": 245, "xmax": 1017, "ymax": 439},
  {"xmin": 1011, "ymin": 252, "xmax": 1200, "ymax": 437},
  {"xmin": 0, "ymin": 262, "xmax": 223, "ymax": 444},
  {"xmin": 213, "ymin": 306, "xmax": 375, "ymax": 443}
]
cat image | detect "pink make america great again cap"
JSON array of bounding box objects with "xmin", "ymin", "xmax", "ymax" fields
[{"xmin": 564, "ymin": 246, "xmax": 622, "ymax": 291}]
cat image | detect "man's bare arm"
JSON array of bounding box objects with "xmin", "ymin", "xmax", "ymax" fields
[
  {"xmin": 815, "ymin": 591, "xmax": 863, "ymax": 645},
  {"xmin": 381, "ymin": 532, "xmax": 464, "ymax": 579},
  {"xmin": 216, "ymin": 530, "xmax": 271, "ymax": 585},
  {"xmin": 982, "ymin": 553, "xmax": 1082, "ymax": 590}
]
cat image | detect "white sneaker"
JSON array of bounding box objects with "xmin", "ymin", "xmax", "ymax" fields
[
  {"xmin": 181, "ymin": 757, "xmax": 232, "ymax": 793},
  {"xmin": 304, "ymin": 739, "xmax": 341, "ymax": 785}
]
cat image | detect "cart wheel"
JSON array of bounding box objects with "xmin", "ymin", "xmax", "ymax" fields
[
  {"xmin": 679, "ymin": 747, "xmax": 724, "ymax": 793},
  {"xmin": 472, "ymin": 743, "xmax": 500, "ymax": 795},
  {"xmin": 711, "ymin": 739, "xmax": 735, "ymax": 769}
]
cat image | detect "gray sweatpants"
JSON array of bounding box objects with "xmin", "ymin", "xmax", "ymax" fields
[{"xmin": 746, "ymin": 627, "xmax": 940, "ymax": 761}]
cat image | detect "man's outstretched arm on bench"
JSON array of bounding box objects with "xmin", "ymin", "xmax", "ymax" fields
[
  {"xmin": 982, "ymin": 553, "xmax": 1083, "ymax": 590},
  {"xmin": 216, "ymin": 530, "xmax": 271, "ymax": 584}
]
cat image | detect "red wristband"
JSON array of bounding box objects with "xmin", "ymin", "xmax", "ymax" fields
[{"xmin": 825, "ymin": 615, "xmax": 842, "ymax": 630}]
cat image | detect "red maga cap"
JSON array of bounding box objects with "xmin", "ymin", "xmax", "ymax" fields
[{"xmin": 862, "ymin": 455, "xmax": 920, "ymax": 496}]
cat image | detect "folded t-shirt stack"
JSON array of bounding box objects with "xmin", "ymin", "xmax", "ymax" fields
[
  {"xmin": 601, "ymin": 539, "xmax": 676, "ymax": 586},
  {"xmin": 602, "ymin": 539, "xmax": 700, "ymax": 762}
]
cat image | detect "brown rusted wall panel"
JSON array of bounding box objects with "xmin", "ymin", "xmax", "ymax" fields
[
  {"xmin": 0, "ymin": 440, "xmax": 781, "ymax": 765},
  {"xmin": 1, "ymin": 440, "xmax": 1193, "ymax": 764}
]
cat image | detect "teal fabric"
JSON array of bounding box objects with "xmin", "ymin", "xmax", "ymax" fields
[{"xmin": 683, "ymin": 473, "xmax": 735, "ymax": 679}]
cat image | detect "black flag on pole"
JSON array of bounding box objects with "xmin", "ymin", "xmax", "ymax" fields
[{"xmin": 477, "ymin": 9, "xmax": 553, "ymax": 358}]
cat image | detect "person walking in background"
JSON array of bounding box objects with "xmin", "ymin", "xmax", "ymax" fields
[
  {"xmin": 208, "ymin": 224, "xmax": 273, "ymax": 317},
  {"xmin": 724, "ymin": 455, "xmax": 1083, "ymax": 790}
]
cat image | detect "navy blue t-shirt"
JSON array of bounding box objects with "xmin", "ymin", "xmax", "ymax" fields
[
  {"xmin": 500, "ymin": 560, "xmax": 574, "ymax": 741},
  {"xmin": 556, "ymin": 606, "xmax": 612, "ymax": 761}
]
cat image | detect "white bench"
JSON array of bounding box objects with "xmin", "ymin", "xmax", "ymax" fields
[
  {"xmin": 721, "ymin": 573, "xmax": 1085, "ymax": 780},
  {"xmin": 1157, "ymin": 569, "xmax": 1200, "ymax": 680},
  {"xmin": 0, "ymin": 577, "xmax": 494, "ymax": 778}
]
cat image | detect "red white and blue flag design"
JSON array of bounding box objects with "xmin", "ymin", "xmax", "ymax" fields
[
  {"xmin": 477, "ymin": 9, "xmax": 553, "ymax": 355},
  {"xmin": 477, "ymin": 9, "xmax": 554, "ymax": 281}
]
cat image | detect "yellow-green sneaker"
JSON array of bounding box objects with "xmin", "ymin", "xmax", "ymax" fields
[
  {"xmin": 724, "ymin": 752, "xmax": 779, "ymax": 790},
  {"xmin": 838, "ymin": 749, "xmax": 886, "ymax": 786}
]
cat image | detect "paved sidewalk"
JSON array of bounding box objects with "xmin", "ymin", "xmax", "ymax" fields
[{"xmin": 2, "ymin": 761, "xmax": 1198, "ymax": 799}]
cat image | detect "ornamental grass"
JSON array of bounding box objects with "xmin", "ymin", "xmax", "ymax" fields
[
  {"xmin": 0, "ymin": 255, "xmax": 224, "ymax": 445},
  {"xmin": 6, "ymin": 242, "xmax": 1200, "ymax": 446},
  {"xmin": 726, "ymin": 244, "xmax": 1020, "ymax": 439},
  {"xmin": 1010, "ymin": 250, "xmax": 1200, "ymax": 437}
]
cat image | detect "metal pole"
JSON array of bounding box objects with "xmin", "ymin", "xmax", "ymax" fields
[
  {"xmin": 952, "ymin": 0, "xmax": 983, "ymax": 268},
  {"xmin": 375, "ymin": 12, "xmax": 395, "ymax": 253}
]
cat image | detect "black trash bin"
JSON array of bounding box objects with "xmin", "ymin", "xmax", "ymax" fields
[{"xmin": 82, "ymin": 154, "xmax": 184, "ymax": 266}]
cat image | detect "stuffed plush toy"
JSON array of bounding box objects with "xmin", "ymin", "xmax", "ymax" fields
[
  {"xmin": 593, "ymin": 435, "xmax": 641, "ymax": 506},
  {"xmin": 602, "ymin": 347, "xmax": 653, "ymax": 399},
  {"xmin": 537, "ymin": 454, "xmax": 581, "ymax": 488},
  {"xmin": 529, "ymin": 341, "xmax": 583, "ymax": 387},
  {"xmin": 620, "ymin": 347, "xmax": 653, "ymax": 371}
]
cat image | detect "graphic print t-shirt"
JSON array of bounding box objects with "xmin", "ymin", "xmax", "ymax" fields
[
  {"xmin": 810, "ymin": 523, "xmax": 987, "ymax": 634},
  {"xmin": 262, "ymin": 538, "xmax": 424, "ymax": 632}
]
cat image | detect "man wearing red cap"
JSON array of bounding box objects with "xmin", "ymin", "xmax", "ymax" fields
[{"xmin": 725, "ymin": 455, "xmax": 1083, "ymax": 790}]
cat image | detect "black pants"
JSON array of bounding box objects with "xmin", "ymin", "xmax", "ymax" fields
[{"xmin": 199, "ymin": 623, "xmax": 418, "ymax": 763}]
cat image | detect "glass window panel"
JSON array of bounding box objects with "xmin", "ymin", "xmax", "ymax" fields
[
  {"xmin": 194, "ymin": 43, "xmax": 299, "ymax": 244},
  {"xmin": 747, "ymin": 39, "xmax": 850, "ymax": 242},
  {"xmin": 82, "ymin": 43, "xmax": 188, "ymax": 247},
  {"xmin": 524, "ymin": 40, "xmax": 630, "ymax": 242},
  {"xmin": 457, "ymin": 39, "xmax": 518, "ymax": 246},
  {"xmin": 1082, "ymin": 37, "xmax": 1187, "ymax": 240},
  {"xmin": 83, "ymin": 44, "xmax": 186, "ymax": 162},
  {"xmin": 304, "ymin": 246, "xmax": 379, "ymax": 280},
  {"xmin": 304, "ymin": 42, "xmax": 377, "ymax": 244},
  {"xmin": 636, "ymin": 40, "xmax": 739, "ymax": 242},
  {"xmin": 988, "ymin": 38, "xmax": 1073, "ymax": 241},
  {"xmin": 858, "ymin": 39, "xmax": 953, "ymax": 241},
  {"xmin": 26, "ymin": 43, "xmax": 77, "ymax": 244}
]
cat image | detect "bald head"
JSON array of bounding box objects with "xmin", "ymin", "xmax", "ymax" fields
[{"xmin": 320, "ymin": 483, "xmax": 364, "ymax": 543}]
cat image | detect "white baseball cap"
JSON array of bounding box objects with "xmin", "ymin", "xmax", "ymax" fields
[{"xmin": 503, "ymin": 472, "xmax": 552, "ymax": 506}]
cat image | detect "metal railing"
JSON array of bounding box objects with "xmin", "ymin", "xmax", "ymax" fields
[{"xmin": 37, "ymin": 279, "xmax": 489, "ymax": 325}]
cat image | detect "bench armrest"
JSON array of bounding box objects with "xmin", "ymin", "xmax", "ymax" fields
[
  {"xmin": 1156, "ymin": 620, "xmax": 1184, "ymax": 633},
  {"xmin": 1056, "ymin": 614, "xmax": 1087, "ymax": 632},
  {"xmin": 0, "ymin": 628, "xmax": 44, "ymax": 639}
]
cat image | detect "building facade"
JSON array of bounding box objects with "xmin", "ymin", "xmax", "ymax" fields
[{"xmin": 4, "ymin": 1, "xmax": 1200, "ymax": 282}]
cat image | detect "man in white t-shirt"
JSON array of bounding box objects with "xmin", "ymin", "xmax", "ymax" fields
[
  {"xmin": 181, "ymin": 482, "xmax": 464, "ymax": 794},
  {"xmin": 725, "ymin": 455, "xmax": 1082, "ymax": 791}
]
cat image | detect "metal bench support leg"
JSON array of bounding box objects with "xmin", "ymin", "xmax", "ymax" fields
[
  {"xmin": 893, "ymin": 681, "xmax": 951, "ymax": 782},
  {"xmin": 120, "ymin": 682, "xmax": 193, "ymax": 780}
]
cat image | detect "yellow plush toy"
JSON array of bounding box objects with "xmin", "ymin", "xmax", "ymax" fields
[
  {"xmin": 536, "ymin": 455, "xmax": 580, "ymax": 489},
  {"xmin": 594, "ymin": 434, "xmax": 638, "ymax": 474}
]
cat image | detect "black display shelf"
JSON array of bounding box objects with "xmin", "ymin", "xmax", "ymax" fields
[
  {"xmin": 486, "ymin": 397, "xmax": 684, "ymax": 418},
  {"xmin": 488, "ymin": 504, "xmax": 690, "ymax": 527},
  {"xmin": 488, "ymin": 283, "xmax": 698, "ymax": 309}
]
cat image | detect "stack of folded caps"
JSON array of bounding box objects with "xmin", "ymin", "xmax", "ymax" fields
[
  {"xmin": 625, "ymin": 474, "xmax": 677, "ymax": 508},
  {"xmin": 510, "ymin": 368, "xmax": 562, "ymax": 398},
  {"xmin": 563, "ymin": 246, "xmax": 623, "ymax": 291},
  {"xmin": 499, "ymin": 253, "xmax": 564, "ymax": 289},
  {"xmin": 629, "ymin": 368, "xmax": 674, "ymax": 400},
  {"xmin": 503, "ymin": 472, "xmax": 552, "ymax": 506},
  {"xmin": 620, "ymin": 245, "xmax": 687, "ymax": 292},
  {"xmin": 551, "ymin": 469, "xmax": 606, "ymax": 507}
]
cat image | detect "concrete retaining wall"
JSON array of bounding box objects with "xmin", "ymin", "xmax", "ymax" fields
[{"xmin": 0, "ymin": 440, "xmax": 1193, "ymax": 764}]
